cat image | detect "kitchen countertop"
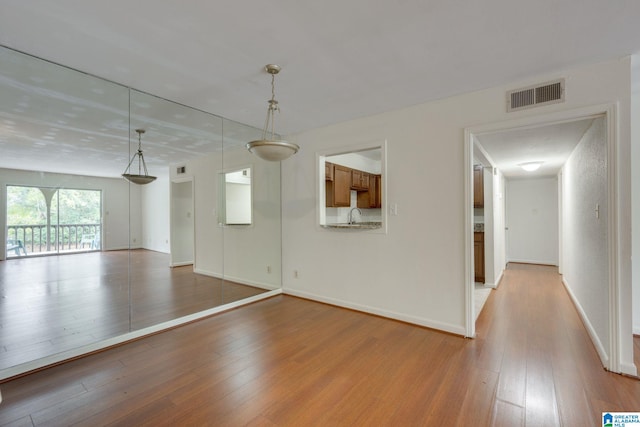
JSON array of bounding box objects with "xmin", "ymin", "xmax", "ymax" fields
[{"xmin": 322, "ymin": 222, "xmax": 382, "ymax": 230}]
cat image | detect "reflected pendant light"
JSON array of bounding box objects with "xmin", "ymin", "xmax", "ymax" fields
[
  {"xmin": 246, "ymin": 64, "xmax": 299, "ymax": 161},
  {"xmin": 122, "ymin": 129, "xmax": 157, "ymax": 185}
]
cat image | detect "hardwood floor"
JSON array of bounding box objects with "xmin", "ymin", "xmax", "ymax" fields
[
  {"xmin": 0, "ymin": 263, "xmax": 638, "ymax": 426},
  {"xmin": 0, "ymin": 250, "xmax": 266, "ymax": 371}
]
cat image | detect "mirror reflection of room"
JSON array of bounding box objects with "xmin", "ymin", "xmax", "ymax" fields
[
  {"xmin": 322, "ymin": 147, "xmax": 382, "ymax": 229},
  {"xmin": 0, "ymin": 45, "xmax": 282, "ymax": 377}
]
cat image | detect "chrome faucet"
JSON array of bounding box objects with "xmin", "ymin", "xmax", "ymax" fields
[{"xmin": 348, "ymin": 207, "xmax": 362, "ymax": 224}]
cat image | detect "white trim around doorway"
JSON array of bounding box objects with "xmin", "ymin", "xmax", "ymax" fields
[{"xmin": 464, "ymin": 103, "xmax": 631, "ymax": 375}]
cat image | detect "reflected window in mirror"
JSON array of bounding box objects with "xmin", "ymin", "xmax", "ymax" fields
[
  {"xmin": 220, "ymin": 167, "xmax": 252, "ymax": 225},
  {"xmin": 318, "ymin": 144, "xmax": 386, "ymax": 231}
]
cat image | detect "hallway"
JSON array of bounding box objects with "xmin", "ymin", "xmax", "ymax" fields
[{"xmin": 0, "ymin": 264, "xmax": 638, "ymax": 426}]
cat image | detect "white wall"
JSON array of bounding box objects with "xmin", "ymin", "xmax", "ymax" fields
[
  {"xmin": 493, "ymin": 170, "xmax": 506, "ymax": 286},
  {"xmin": 282, "ymin": 57, "xmax": 632, "ymax": 344},
  {"xmin": 483, "ymin": 166, "xmax": 495, "ymax": 285},
  {"xmin": 506, "ymin": 177, "xmax": 559, "ymax": 266},
  {"xmin": 0, "ymin": 168, "xmax": 137, "ymax": 259},
  {"xmin": 176, "ymin": 146, "xmax": 282, "ymax": 290},
  {"xmin": 631, "ymin": 53, "xmax": 640, "ymax": 335},
  {"xmin": 561, "ymin": 117, "xmax": 610, "ymax": 361}
]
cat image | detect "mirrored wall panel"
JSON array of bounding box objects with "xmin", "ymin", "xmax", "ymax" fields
[
  {"xmin": 0, "ymin": 46, "xmax": 132, "ymax": 373},
  {"xmin": 0, "ymin": 46, "xmax": 282, "ymax": 377},
  {"xmin": 221, "ymin": 118, "xmax": 282, "ymax": 294}
]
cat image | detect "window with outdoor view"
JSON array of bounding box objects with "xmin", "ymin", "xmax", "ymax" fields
[{"xmin": 6, "ymin": 185, "xmax": 102, "ymax": 257}]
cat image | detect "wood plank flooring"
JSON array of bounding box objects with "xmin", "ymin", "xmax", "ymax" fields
[
  {"xmin": 0, "ymin": 263, "xmax": 638, "ymax": 426},
  {"xmin": 0, "ymin": 250, "xmax": 266, "ymax": 371}
]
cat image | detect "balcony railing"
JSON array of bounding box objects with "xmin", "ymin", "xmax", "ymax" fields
[{"xmin": 6, "ymin": 223, "xmax": 101, "ymax": 256}]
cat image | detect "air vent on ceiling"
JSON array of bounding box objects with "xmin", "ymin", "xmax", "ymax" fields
[{"xmin": 507, "ymin": 79, "xmax": 564, "ymax": 112}]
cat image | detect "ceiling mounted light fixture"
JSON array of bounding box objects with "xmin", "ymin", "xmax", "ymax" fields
[
  {"xmin": 246, "ymin": 64, "xmax": 299, "ymax": 161},
  {"xmin": 122, "ymin": 129, "xmax": 157, "ymax": 185},
  {"xmin": 518, "ymin": 161, "xmax": 543, "ymax": 172}
]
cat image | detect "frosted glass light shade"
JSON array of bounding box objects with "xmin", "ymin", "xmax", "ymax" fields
[
  {"xmin": 246, "ymin": 139, "xmax": 299, "ymax": 161},
  {"xmin": 518, "ymin": 161, "xmax": 543, "ymax": 172},
  {"xmin": 122, "ymin": 174, "xmax": 157, "ymax": 185}
]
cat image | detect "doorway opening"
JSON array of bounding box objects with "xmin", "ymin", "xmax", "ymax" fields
[
  {"xmin": 170, "ymin": 179, "xmax": 194, "ymax": 267},
  {"xmin": 464, "ymin": 104, "xmax": 633, "ymax": 376},
  {"xmin": 6, "ymin": 185, "xmax": 102, "ymax": 258}
]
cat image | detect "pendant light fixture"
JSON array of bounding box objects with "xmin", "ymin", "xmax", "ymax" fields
[
  {"xmin": 246, "ymin": 64, "xmax": 299, "ymax": 161},
  {"xmin": 122, "ymin": 129, "xmax": 157, "ymax": 185}
]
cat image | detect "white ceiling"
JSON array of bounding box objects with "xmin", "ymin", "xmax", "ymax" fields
[
  {"xmin": 1, "ymin": 1, "xmax": 640, "ymax": 177},
  {"xmin": 475, "ymin": 118, "xmax": 595, "ymax": 178}
]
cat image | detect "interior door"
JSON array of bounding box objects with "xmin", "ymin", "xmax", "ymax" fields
[
  {"xmin": 170, "ymin": 179, "xmax": 194, "ymax": 266},
  {"xmin": 505, "ymin": 178, "xmax": 559, "ymax": 265}
]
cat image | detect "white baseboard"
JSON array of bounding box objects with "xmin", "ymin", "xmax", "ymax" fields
[
  {"xmin": 284, "ymin": 288, "xmax": 466, "ymax": 336},
  {"xmin": 104, "ymin": 246, "xmax": 131, "ymax": 251},
  {"xmin": 508, "ymin": 258, "xmax": 558, "ymax": 266},
  {"xmin": 193, "ymin": 267, "xmax": 222, "ymax": 279},
  {"xmin": 620, "ymin": 362, "xmax": 638, "ymax": 377},
  {"xmin": 492, "ymin": 270, "xmax": 504, "ymax": 289},
  {"xmin": 634, "ymin": 325, "xmax": 640, "ymax": 335},
  {"xmin": 193, "ymin": 268, "xmax": 278, "ymax": 291},
  {"xmin": 170, "ymin": 261, "xmax": 193, "ymax": 268},
  {"xmin": 562, "ymin": 278, "xmax": 610, "ymax": 369},
  {"xmin": 482, "ymin": 268, "xmax": 504, "ymax": 289},
  {"xmin": 223, "ymin": 273, "xmax": 279, "ymax": 291}
]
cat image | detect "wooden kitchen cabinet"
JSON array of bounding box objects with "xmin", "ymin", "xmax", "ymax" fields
[
  {"xmin": 351, "ymin": 169, "xmax": 369, "ymax": 190},
  {"xmin": 474, "ymin": 232, "xmax": 485, "ymax": 283},
  {"xmin": 474, "ymin": 164, "xmax": 484, "ymax": 208},
  {"xmin": 325, "ymin": 161, "xmax": 334, "ymax": 181},
  {"xmin": 326, "ymin": 164, "xmax": 351, "ymax": 207},
  {"xmin": 357, "ymin": 174, "xmax": 381, "ymax": 208}
]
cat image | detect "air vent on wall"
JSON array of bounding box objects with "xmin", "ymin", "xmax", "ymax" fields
[
  {"xmin": 507, "ymin": 79, "xmax": 564, "ymax": 112},
  {"xmin": 176, "ymin": 166, "xmax": 186, "ymax": 174}
]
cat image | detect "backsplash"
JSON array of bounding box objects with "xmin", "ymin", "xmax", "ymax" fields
[{"xmin": 326, "ymin": 191, "xmax": 382, "ymax": 223}]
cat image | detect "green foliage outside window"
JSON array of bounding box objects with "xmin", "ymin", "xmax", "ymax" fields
[{"xmin": 6, "ymin": 185, "xmax": 101, "ymax": 249}]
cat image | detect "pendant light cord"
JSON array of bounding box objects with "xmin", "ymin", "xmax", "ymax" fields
[{"xmin": 261, "ymin": 72, "xmax": 280, "ymax": 141}]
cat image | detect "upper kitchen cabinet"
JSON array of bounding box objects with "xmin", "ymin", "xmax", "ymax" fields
[
  {"xmin": 357, "ymin": 174, "xmax": 381, "ymax": 208},
  {"xmin": 325, "ymin": 161, "xmax": 334, "ymax": 181},
  {"xmin": 351, "ymin": 169, "xmax": 370, "ymax": 190},
  {"xmin": 326, "ymin": 164, "xmax": 351, "ymax": 207},
  {"xmin": 474, "ymin": 164, "xmax": 484, "ymax": 208}
]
